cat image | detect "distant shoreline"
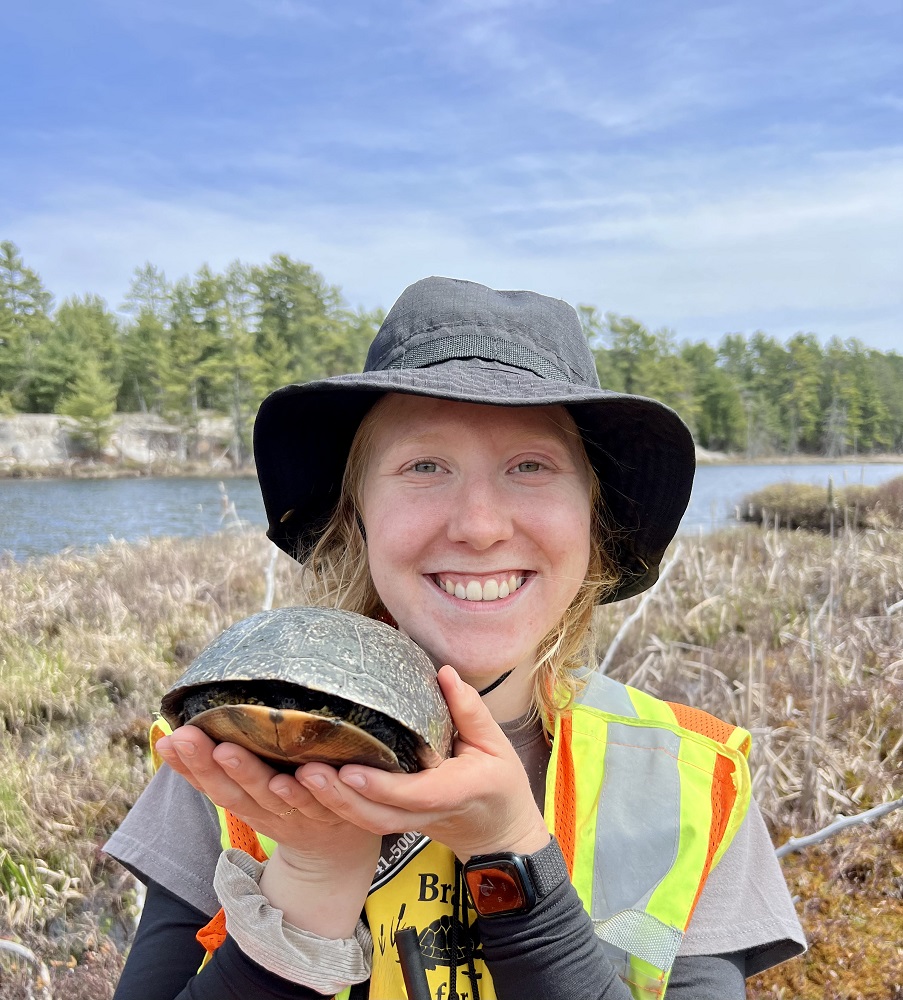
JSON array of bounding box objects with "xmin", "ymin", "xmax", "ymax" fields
[
  {"xmin": 0, "ymin": 463, "xmax": 257, "ymax": 481},
  {"xmin": 694, "ymin": 450, "xmax": 903, "ymax": 466}
]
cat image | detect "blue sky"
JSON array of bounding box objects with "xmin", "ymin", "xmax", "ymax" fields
[{"xmin": 5, "ymin": 0, "xmax": 902, "ymax": 350}]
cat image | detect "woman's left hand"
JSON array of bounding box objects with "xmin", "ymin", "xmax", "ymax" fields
[{"xmin": 279, "ymin": 665, "xmax": 551, "ymax": 860}]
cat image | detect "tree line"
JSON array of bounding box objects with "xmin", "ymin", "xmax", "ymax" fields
[
  {"xmin": 1, "ymin": 239, "xmax": 901, "ymax": 462},
  {"xmin": 578, "ymin": 309, "xmax": 903, "ymax": 457}
]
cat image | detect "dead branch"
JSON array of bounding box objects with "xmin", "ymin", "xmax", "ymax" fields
[
  {"xmin": 599, "ymin": 543, "xmax": 683, "ymax": 675},
  {"xmin": 261, "ymin": 547, "xmax": 278, "ymax": 611},
  {"xmin": 0, "ymin": 938, "xmax": 52, "ymax": 997},
  {"xmin": 775, "ymin": 796, "xmax": 903, "ymax": 858}
]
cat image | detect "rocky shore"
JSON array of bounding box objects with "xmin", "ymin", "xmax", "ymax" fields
[{"xmin": 0, "ymin": 413, "xmax": 248, "ymax": 477}]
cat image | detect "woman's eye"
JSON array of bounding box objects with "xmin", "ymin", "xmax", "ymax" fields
[
  {"xmin": 411, "ymin": 461, "xmax": 439, "ymax": 473},
  {"xmin": 515, "ymin": 461, "xmax": 543, "ymax": 473}
]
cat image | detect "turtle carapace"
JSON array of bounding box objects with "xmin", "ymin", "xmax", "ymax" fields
[{"xmin": 160, "ymin": 608, "xmax": 453, "ymax": 773}]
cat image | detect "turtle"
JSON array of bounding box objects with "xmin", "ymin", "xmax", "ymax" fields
[
  {"xmin": 160, "ymin": 607, "xmax": 453, "ymax": 773},
  {"xmin": 416, "ymin": 914, "xmax": 482, "ymax": 970}
]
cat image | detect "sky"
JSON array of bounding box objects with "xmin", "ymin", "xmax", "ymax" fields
[{"xmin": 4, "ymin": 0, "xmax": 902, "ymax": 351}]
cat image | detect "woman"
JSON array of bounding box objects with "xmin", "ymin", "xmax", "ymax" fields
[{"xmin": 107, "ymin": 276, "xmax": 805, "ymax": 999}]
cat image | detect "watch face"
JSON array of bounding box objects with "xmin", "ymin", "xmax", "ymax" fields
[{"xmin": 464, "ymin": 859, "xmax": 535, "ymax": 917}]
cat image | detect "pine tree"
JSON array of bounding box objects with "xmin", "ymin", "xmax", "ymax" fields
[
  {"xmin": 251, "ymin": 255, "xmax": 350, "ymax": 382},
  {"xmin": 783, "ymin": 334, "xmax": 823, "ymax": 453},
  {"xmin": 56, "ymin": 357, "xmax": 119, "ymax": 455},
  {"xmin": 120, "ymin": 263, "xmax": 172, "ymax": 413},
  {"xmin": 200, "ymin": 261, "xmax": 270, "ymax": 466},
  {"xmin": 31, "ymin": 295, "xmax": 121, "ymax": 412},
  {"xmin": 0, "ymin": 241, "xmax": 53, "ymax": 409},
  {"xmin": 680, "ymin": 342, "xmax": 745, "ymax": 451}
]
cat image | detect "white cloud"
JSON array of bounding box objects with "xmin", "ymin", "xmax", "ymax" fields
[{"xmin": 7, "ymin": 143, "xmax": 901, "ymax": 351}]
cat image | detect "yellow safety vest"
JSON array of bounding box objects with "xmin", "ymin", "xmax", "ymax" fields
[{"xmin": 150, "ymin": 672, "xmax": 751, "ymax": 999}]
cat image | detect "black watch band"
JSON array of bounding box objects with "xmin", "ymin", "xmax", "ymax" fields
[
  {"xmin": 524, "ymin": 835, "xmax": 570, "ymax": 897},
  {"xmin": 463, "ymin": 836, "xmax": 569, "ymax": 918}
]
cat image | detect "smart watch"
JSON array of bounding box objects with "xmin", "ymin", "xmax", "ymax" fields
[{"xmin": 462, "ymin": 836, "xmax": 568, "ymax": 918}]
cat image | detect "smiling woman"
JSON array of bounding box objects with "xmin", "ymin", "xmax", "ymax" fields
[{"xmin": 105, "ymin": 276, "xmax": 805, "ymax": 1000}]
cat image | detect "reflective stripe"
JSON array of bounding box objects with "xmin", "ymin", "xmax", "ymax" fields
[
  {"xmin": 624, "ymin": 685, "xmax": 677, "ymax": 724},
  {"xmin": 594, "ymin": 723, "xmax": 682, "ymax": 916},
  {"xmin": 149, "ymin": 716, "xmax": 172, "ymax": 772},
  {"xmin": 726, "ymin": 725, "xmax": 752, "ymax": 756},
  {"xmin": 579, "ymin": 671, "xmax": 639, "ymax": 717}
]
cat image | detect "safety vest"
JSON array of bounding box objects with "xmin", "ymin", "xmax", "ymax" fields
[{"xmin": 149, "ymin": 671, "xmax": 751, "ymax": 999}]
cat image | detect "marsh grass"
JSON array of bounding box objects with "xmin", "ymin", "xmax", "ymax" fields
[
  {"xmin": 0, "ymin": 530, "xmax": 311, "ymax": 998},
  {"xmin": 0, "ymin": 524, "xmax": 901, "ymax": 997},
  {"xmin": 740, "ymin": 474, "xmax": 903, "ymax": 532},
  {"xmin": 600, "ymin": 525, "xmax": 903, "ymax": 830}
]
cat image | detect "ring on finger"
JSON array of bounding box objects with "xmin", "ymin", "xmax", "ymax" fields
[{"xmin": 278, "ymin": 807, "xmax": 299, "ymax": 818}]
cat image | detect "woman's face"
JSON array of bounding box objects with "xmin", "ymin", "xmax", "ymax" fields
[{"xmin": 359, "ymin": 395, "xmax": 592, "ymax": 690}]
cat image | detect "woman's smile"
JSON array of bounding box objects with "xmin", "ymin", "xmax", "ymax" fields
[{"xmin": 430, "ymin": 570, "xmax": 531, "ymax": 602}]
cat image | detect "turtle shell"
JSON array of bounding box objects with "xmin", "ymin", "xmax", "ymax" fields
[{"xmin": 160, "ymin": 607, "xmax": 453, "ymax": 773}]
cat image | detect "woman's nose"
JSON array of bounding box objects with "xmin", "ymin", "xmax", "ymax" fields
[{"xmin": 445, "ymin": 477, "xmax": 514, "ymax": 549}]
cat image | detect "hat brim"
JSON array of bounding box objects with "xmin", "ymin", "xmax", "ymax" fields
[{"xmin": 253, "ymin": 361, "xmax": 695, "ymax": 604}]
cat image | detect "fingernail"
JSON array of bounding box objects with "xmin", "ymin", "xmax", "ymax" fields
[
  {"xmin": 173, "ymin": 740, "xmax": 196, "ymax": 758},
  {"xmin": 273, "ymin": 784, "xmax": 292, "ymax": 799},
  {"xmin": 342, "ymin": 772, "xmax": 366, "ymax": 789},
  {"xmin": 220, "ymin": 756, "xmax": 240, "ymax": 769},
  {"xmin": 303, "ymin": 774, "xmax": 327, "ymax": 790}
]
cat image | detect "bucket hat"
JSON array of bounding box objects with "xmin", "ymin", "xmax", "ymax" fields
[{"xmin": 253, "ymin": 276, "xmax": 695, "ymax": 603}]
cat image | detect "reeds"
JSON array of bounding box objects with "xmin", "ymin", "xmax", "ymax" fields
[
  {"xmin": 599, "ymin": 526, "xmax": 902, "ymax": 831},
  {"xmin": 0, "ymin": 530, "xmax": 310, "ymax": 998},
  {"xmin": 1, "ymin": 522, "xmax": 901, "ymax": 996}
]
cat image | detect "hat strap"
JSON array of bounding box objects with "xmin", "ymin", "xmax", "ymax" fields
[{"xmin": 383, "ymin": 335, "xmax": 571, "ymax": 382}]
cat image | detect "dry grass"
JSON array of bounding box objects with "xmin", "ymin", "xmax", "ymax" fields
[
  {"xmin": 1, "ymin": 522, "xmax": 901, "ymax": 997},
  {"xmin": 0, "ymin": 529, "xmax": 311, "ymax": 997},
  {"xmin": 600, "ymin": 526, "xmax": 902, "ymax": 830},
  {"xmin": 740, "ymin": 474, "xmax": 903, "ymax": 532}
]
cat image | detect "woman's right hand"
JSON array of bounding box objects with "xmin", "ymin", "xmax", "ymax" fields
[{"xmin": 155, "ymin": 726, "xmax": 381, "ymax": 936}]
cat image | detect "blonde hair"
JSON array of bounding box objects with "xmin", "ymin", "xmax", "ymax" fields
[{"xmin": 304, "ymin": 396, "xmax": 621, "ymax": 728}]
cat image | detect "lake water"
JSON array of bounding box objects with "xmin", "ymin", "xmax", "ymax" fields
[{"xmin": 2, "ymin": 463, "xmax": 903, "ymax": 560}]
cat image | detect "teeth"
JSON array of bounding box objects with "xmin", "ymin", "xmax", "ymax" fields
[{"xmin": 437, "ymin": 574, "xmax": 525, "ymax": 602}]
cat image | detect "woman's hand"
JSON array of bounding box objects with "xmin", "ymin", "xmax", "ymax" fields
[
  {"xmin": 287, "ymin": 665, "xmax": 551, "ymax": 861},
  {"xmin": 154, "ymin": 726, "xmax": 381, "ymax": 936}
]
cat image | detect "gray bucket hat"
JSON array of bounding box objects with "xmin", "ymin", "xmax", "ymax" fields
[{"xmin": 253, "ymin": 276, "xmax": 695, "ymax": 603}]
